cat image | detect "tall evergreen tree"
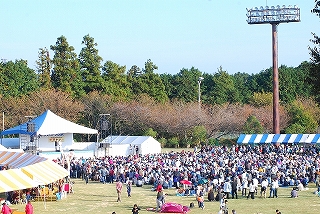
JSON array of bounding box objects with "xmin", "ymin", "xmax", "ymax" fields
[
  {"xmin": 243, "ymin": 115, "xmax": 264, "ymax": 134},
  {"xmin": 171, "ymin": 67, "xmax": 202, "ymax": 102},
  {"xmin": 50, "ymin": 35, "xmax": 84, "ymax": 97},
  {"xmin": 130, "ymin": 59, "xmax": 168, "ymax": 103},
  {"xmin": 210, "ymin": 67, "xmax": 241, "ymax": 105},
  {"xmin": 36, "ymin": 47, "xmax": 52, "ymax": 89},
  {"xmin": 308, "ymin": 0, "xmax": 320, "ymax": 103},
  {"xmin": 102, "ymin": 60, "xmax": 131, "ymax": 100},
  {"xmin": 249, "ymin": 68, "xmax": 273, "ymax": 93},
  {"xmin": 160, "ymin": 73, "xmax": 175, "ymax": 100},
  {"xmin": 79, "ymin": 34, "xmax": 104, "ymax": 93},
  {"xmin": 232, "ymin": 72, "xmax": 252, "ymax": 104},
  {"xmin": 279, "ymin": 65, "xmax": 312, "ymax": 103},
  {"xmin": 127, "ymin": 65, "xmax": 142, "ymax": 77},
  {"xmin": 0, "ymin": 60, "xmax": 39, "ymax": 97}
]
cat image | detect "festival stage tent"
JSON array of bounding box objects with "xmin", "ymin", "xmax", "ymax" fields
[
  {"xmin": 237, "ymin": 134, "xmax": 320, "ymax": 144},
  {"xmin": 100, "ymin": 135, "xmax": 161, "ymax": 157},
  {"xmin": 0, "ymin": 144, "xmax": 7, "ymax": 151},
  {"xmin": 0, "ymin": 110, "xmax": 98, "ymax": 151}
]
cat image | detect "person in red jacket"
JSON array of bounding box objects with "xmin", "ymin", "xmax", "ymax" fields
[
  {"xmin": 25, "ymin": 200, "xmax": 34, "ymax": 214},
  {"xmin": 1, "ymin": 203, "xmax": 12, "ymax": 214}
]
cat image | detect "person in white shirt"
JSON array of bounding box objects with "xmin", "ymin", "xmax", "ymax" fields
[
  {"xmin": 247, "ymin": 180, "xmax": 256, "ymax": 199},
  {"xmin": 269, "ymin": 179, "xmax": 279, "ymax": 198},
  {"xmin": 260, "ymin": 178, "xmax": 269, "ymax": 198},
  {"xmin": 252, "ymin": 177, "xmax": 259, "ymax": 195},
  {"xmin": 242, "ymin": 175, "xmax": 248, "ymax": 196},
  {"xmin": 223, "ymin": 179, "xmax": 232, "ymax": 199}
]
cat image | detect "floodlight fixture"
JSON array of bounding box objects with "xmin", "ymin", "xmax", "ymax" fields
[
  {"xmin": 246, "ymin": 5, "xmax": 300, "ymax": 24},
  {"xmin": 246, "ymin": 5, "xmax": 300, "ymax": 134}
]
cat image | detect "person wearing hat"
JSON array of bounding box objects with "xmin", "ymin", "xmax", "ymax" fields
[{"xmin": 156, "ymin": 189, "xmax": 165, "ymax": 212}]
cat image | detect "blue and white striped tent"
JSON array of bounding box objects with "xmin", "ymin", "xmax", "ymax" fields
[{"xmin": 237, "ymin": 134, "xmax": 320, "ymax": 144}]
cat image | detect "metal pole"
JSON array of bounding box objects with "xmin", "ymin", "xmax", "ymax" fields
[
  {"xmin": 198, "ymin": 80, "xmax": 201, "ymax": 103},
  {"xmin": 272, "ymin": 23, "xmax": 280, "ymax": 134},
  {"xmin": 1, "ymin": 112, "xmax": 3, "ymax": 145}
]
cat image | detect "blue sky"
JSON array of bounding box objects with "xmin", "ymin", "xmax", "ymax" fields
[{"xmin": 0, "ymin": 0, "xmax": 319, "ymax": 75}]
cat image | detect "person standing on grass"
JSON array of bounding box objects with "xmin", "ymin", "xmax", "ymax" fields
[
  {"xmin": 1, "ymin": 203, "xmax": 11, "ymax": 214},
  {"xmin": 269, "ymin": 179, "xmax": 279, "ymax": 198},
  {"xmin": 197, "ymin": 194, "xmax": 205, "ymax": 210},
  {"xmin": 25, "ymin": 200, "xmax": 34, "ymax": 214},
  {"xmin": 116, "ymin": 179, "xmax": 123, "ymax": 202},
  {"xmin": 223, "ymin": 178, "xmax": 232, "ymax": 199},
  {"xmin": 126, "ymin": 180, "xmax": 132, "ymax": 197},
  {"xmin": 247, "ymin": 180, "xmax": 256, "ymax": 199},
  {"xmin": 260, "ymin": 177, "xmax": 268, "ymax": 198},
  {"xmin": 231, "ymin": 177, "xmax": 238, "ymax": 199},
  {"xmin": 156, "ymin": 189, "xmax": 165, "ymax": 212}
]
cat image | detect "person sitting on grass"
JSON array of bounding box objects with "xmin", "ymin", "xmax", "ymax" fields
[
  {"xmin": 291, "ymin": 187, "xmax": 298, "ymax": 198},
  {"xmin": 132, "ymin": 204, "xmax": 141, "ymax": 214}
]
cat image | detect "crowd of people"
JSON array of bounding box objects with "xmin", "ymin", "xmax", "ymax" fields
[
  {"xmin": 68, "ymin": 144, "xmax": 320, "ymax": 189},
  {"xmin": 64, "ymin": 143, "xmax": 320, "ymax": 213}
]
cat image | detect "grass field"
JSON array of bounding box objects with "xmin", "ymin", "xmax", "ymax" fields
[{"xmin": 8, "ymin": 179, "xmax": 320, "ymax": 214}]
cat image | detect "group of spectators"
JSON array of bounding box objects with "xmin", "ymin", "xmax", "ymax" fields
[{"xmin": 62, "ymin": 143, "xmax": 320, "ymax": 202}]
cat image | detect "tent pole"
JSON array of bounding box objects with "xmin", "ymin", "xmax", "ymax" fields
[{"xmin": 1, "ymin": 112, "xmax": 3, "ymax": 146}]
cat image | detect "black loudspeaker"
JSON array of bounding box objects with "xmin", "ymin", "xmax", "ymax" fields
[
  {"xmin": 27, "ymin": 123, "xmax": 35, "ymax": 132},
  {"xmin": 26, "ymin": 146, "xmax": 36, "ymax": 151},
  {"xmin": 100, "ymin": 143, "xmax": 109, "ymax": 148},
  {"xmin": 100, "ymin": 120, "xmax": 108, "ymax": 131}
]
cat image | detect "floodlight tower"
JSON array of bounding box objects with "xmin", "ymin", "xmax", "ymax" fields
[
  {"xmin": 198, "ymin": 76, "xmax": 204, "ymax": 104},
  {"xmin": 246, "ymin": 5, "xmax": 300, "ymax": 134}
]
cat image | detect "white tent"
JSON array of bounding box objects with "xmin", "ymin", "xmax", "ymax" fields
[
  {"xmin": 1, "ymin": 110, "xmax": 97, "ymax": 136},
  {"xmin": 1, "ymin": 110, "xmax": 98, "ymax": 151},
  {"xmin": 100, "ymin": 136, "xmax": 161, "ymax": 157},
  {"xmin": 0, "ymin": 144, "xmax": 7, "ymax": 151}
]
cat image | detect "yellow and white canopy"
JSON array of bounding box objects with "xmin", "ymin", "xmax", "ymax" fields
[
  {"xmin": 21, "ymin": 160, "xmax": 69, "ymax": 185},
  {"xmin": 0, "ymin": 151, "xmax": 69, "ymax": 192},
  {"xmin": 0, "ymin": 168, "xmax": 38, "ymax": 192}
]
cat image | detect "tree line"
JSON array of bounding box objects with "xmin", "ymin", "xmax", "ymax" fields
[{"xmin": 0, "ymin": 1, "xmax": 320, "ymax": 147}]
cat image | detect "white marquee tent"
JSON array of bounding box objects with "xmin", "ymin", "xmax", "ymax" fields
[
  {"xmin": 100, "ymin": 135, "xmax": 161, "ymax": 157},
  {"xmin": 1, "ymin": 110, "xmax": 98, "ymax": 151}
]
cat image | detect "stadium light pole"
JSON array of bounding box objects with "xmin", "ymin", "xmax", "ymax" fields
[
  {"xmin": 198, "ymin": 77, "xmax": 204, "ymax": 104},
  {"xmin": 99, "ymin": 113, "xmax": 112, "ymax": 157},
  {"xmin": 246, "ymin": 5, "xmax": 300, "ymax": 134}
]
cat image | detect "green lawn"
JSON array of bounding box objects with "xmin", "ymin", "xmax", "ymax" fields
[{"xmin": 9, "ymin": 179, "xmax": 320, "ymax": 214}]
